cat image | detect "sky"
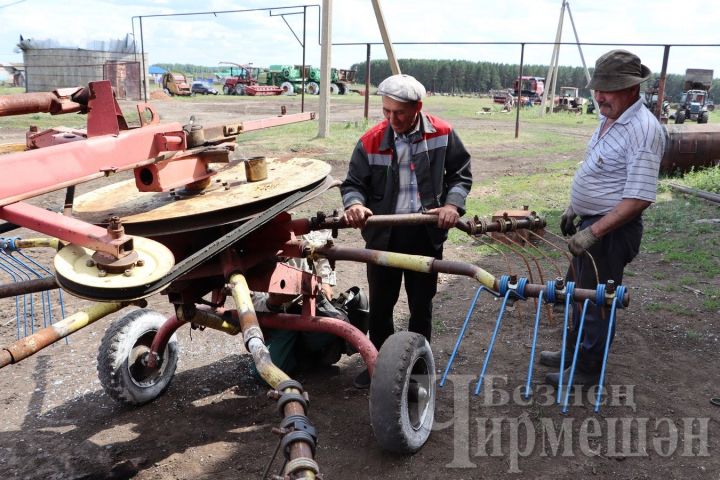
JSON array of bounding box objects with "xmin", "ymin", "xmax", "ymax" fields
[{"xmin": 1, "ymin": 0, "xmax": 718, "ymax": 77}]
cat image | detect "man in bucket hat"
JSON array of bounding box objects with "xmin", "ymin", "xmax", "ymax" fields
[
  {"xmin": 541, "ymin": 50, "xmax": 666, "ymax": 387},
  {"xmin": 341, "ymin": 74, "xmax": 472, "ymax": 388}
]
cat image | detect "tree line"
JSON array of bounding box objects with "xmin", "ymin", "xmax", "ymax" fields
[{"xmin": 349, "ymin": 59, "xmax": 720, "ymax": 101}]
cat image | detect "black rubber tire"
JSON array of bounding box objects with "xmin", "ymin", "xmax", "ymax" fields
[
  {"xmin": 306, "ymin": 81, "xmax": 320, "ymax": 95},
  {"xmin": 97, "ymin": 309, "xmax": 179, "ymax": 406},
  {"xmin": 369, "ymin": 332, "xmax": 436, "ymax": 453},
  {"xmin": 281, "ymin": 81, "xmax": 294, "ymax": 95},
  {"xmin": 675, "ymin": 110, "xmax": 686, "ymax": 124},
  {"xmin": 338, "ymin": 83, "xmax": 348, "ymax": 95},
  {"xmin": 223, "ymin": 85, "xmax": 231, "ymax": 95},
  {"xmin": 330, "ymin": 83, "xmax": 340, "ymax": 94},
  {"xmin": 698, "ymin": 111, "xmax": 709, "ymax": 124}
]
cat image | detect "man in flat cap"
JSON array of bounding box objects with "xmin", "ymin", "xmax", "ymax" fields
[
  {"xmin": 541, "ymin": 50, "xmax": 666, "ymax": 387},
  {"xmin": 341, "ymin": 73, "xmax": 472, "ymax": 388}
]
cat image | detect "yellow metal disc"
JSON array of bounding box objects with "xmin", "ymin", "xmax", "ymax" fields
[
  {"xmin": 72, "ymin": 157, "xmax": 332, "ymax": 235},
  {"xmin": 54, "ymin": 236, "xmax": 175, "ymax": 301}
]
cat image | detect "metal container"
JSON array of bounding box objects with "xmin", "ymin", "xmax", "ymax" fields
[
  {"xmin": 661, "ymin": 124, "xmax": 720, "ymax": 173},
  {"xmin": 244, "ymin": 156, "xmax": 268, "ymax": 182}
]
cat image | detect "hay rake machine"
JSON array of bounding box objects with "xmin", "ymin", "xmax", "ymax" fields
[{"xmin": 0, "ymin": 81, "xmax": 630, "ymax": 478}]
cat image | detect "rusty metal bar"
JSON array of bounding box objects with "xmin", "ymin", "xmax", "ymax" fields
[
  {"xmin": 0, "ymin": 89, "xmax": 85, "ymax": 117},
  {"xmin": 654, "ymin": 45, "xmax": 670, "ymax": 120},
  {"xmin": 497, "ymin": 233, "xmax": 538, "ymax": 285},
  {"xmin": 476, "ymin": 235, "xmax": 515, "ymax": 276},
  {"xmin": 0, "ymin": 300, "xmax": 139, "ymax": 369},
  {"xmin": 0, "ymin": 276, "xmax": 58, "ymax": 299},
  {"xmin": 304, "ymin": 212, "xmax": 546, "ymax": 236}
]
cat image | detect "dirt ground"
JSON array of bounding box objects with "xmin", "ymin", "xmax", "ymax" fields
[{"xmin": 0, "ymin": 94, "xmax": 718, "ymax": 480}]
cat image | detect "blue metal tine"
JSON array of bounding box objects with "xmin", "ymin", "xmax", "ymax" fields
[
  {"xmin": 523, "ymin": 289, "xmax": 545, "ymax": 399},
  {"xmin": 557, "ymin": 285, "xmax": 573, "ymax": 403},
  {"xmin": 562, "ymin": 299, "xmax": 590, "ymax": 413},
  {"xmin": 440, "ymin": 286, "xmax": 486, "ymax": 387},
  {"xmin": 0, "ymin": 253, "xmax": 31, "ymax": 338},
  {"xmin": 0, "ymin": 257, "xmax": 23, "ymax": 339},
  {"xmin": 16, "ymin": 249, "xmax": 64, "ymax": 329},
  {"xmin": 2, "ymin": 249, "xmax": 37, "ymax": 333},
  {"xmin": 474, "ymin": 290, "xmax": 513, "ymax": 396},
  {"xmin": 594, "ymin": 291, "xmax": 622, "ymax": 412}
]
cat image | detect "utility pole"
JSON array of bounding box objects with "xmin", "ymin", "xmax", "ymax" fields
[
  {"xmin": 371, "ymin": 0, "xmax": 401, "ymax": 74},
  {"xmin": 540, "ymin": 0, "xmax": 565, "ymax": 116},
  {"xmin": 317, "ymin": 0, "xmax": 332, "ymax": 138},
  {"xmin": 540, "ymin": 1, "xmax": 595, "ymax": 115}
]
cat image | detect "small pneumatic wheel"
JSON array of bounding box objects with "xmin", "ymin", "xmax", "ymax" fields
[
  {"xmin": 369, "ymin": 331, "xmax": 436, "ymax": 453},
  {"xmin": 97, "ymin": 309, "xmax": 179, "ymax": 406}
]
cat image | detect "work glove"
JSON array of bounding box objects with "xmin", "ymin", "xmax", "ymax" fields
[
  {"xmin": 568, "ymin": 227, "xmax": 598, "ymax": 256},
  {"xmin": 560, "ymin": 205, "xmax": 577, "ymax": 236}
]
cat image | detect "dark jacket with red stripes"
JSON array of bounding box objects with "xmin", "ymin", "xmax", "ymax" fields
[{"xmin": 340, "ymin": 111, "xmax": 472, "ymax": 250}]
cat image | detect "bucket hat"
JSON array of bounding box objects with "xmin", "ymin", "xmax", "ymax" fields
[
  {"xmin": 587, "ymin": 49, "xmax": 651, "ymax": 91},
  {"xmin": 377, "ymin": 74, "xmax": 426, "ymax": 102}
]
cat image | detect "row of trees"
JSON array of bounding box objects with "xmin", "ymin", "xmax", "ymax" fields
[
  {"xmin": 153, "ymin": 59, "xmax": 719, "ymax": 101},
  {"xmin": 154, "ymin": 63, "xmax": 224, "ymax": 77},
  {"xmin": 349, "ymin": 59, "xmax": 720, "ymax": 101}
]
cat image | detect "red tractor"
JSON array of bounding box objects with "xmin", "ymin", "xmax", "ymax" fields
[{"xmin": 219, "ymin": 62, "xmax": 282, "ymax": 96}]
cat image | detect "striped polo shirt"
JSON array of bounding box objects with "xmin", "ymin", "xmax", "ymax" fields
[{"xmin": 570, "ymin": 98, "xmax": 666, "ymax": 216}]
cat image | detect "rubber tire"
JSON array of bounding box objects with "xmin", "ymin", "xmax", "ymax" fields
[
  {"xmin": 675, "ymin": 110, "xmax": 686, "ymax": 124},
  {"xmin": 698, "ymin": 111, "xmax": 709, "ymax": 124},
  {"xmin": 306, "ymin": 81, "xmax": 320, "ymax": 95},
  {"xmin": 369, "ymin": 332, "xmax": 436, "ymax": 453},
  {"xmin": 163, "ymin": 88, "xmax": 172, "ymax": 96},
  {"xmin": 236, "ymin": 85, "xmax": 246, "ymax": 96},
  {"xmin": 281, "ymin": 81, "xmax": 294, "ymax": 95},
  {"xmin": 338, "ymin": 83, "xmax": 348, "ymax": 95},
  {"xmin": 330, "ymin": 83, "xmax": 340, "ymax": 95},
  {"xmin": 223, "ymin": 85, "xmax": 231, "ymax": 95},
  {"xmin": 97, "ymin": 309, "xmax": 179, "ymax": 406}
]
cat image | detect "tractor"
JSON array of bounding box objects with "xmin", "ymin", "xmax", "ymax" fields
[{"xmin": 674, "ymin": 69, "xmax": 713, "ymax": 124}]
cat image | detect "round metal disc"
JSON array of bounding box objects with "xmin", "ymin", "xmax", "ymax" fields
[
  {"xmin": 54, "ymin": 237, "xmax": 175, "ymax": 301},
  {"xmin": 72, "ymin": 157, "xmax": 332, "ymax": 235}
]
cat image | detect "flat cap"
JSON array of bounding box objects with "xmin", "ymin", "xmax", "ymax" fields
[
  {"xmin": 377, "ymin": 74, "xmax": 426, "ymax": 102},
  {"xmin": 587, "ymin": 49, "xmax": 651, "ymax": 92}
]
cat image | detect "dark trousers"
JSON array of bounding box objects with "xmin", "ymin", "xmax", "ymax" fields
[
  {"xmin": 367, "ymin": 225, "xmax": 442, "ymax": 350},
  {"xmin": 566, "ymin": 215, "xmax": 642, "ymax": 363}
]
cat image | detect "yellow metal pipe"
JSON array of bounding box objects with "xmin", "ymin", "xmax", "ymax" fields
[
  {"xmin": 13, "ymin": 237, "xmax": 61, "ymax": 250},
  {"xmin": 228, "ymin": 273, "xmax": 317, "ymax": 478},
  {"xmin": 1, "ymin": 300, "xmax": 136, "ymax": 368},
  {"xmin": 176, "ymin": 307, "xmax": 241, "ymax": 335},
  {"xmin": 228, "ymin": 273, "xmax": 289, "ymax": 389}
]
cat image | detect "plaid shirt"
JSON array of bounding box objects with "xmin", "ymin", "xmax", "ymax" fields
[{"xmin": 394, "ymin": 132, "xmax": 421, "ymax": 214}]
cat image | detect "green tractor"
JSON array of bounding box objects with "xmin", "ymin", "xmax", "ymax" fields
[{"xmin": 261, "ymin": 65, "xmax": 355, "ymax": 95}]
